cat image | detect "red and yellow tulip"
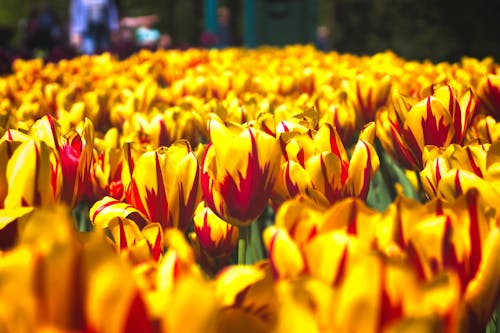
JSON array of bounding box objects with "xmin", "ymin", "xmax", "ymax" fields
[
  {"xmin": 201, "ymin": 120, "xmax": 281, "ymax": 226},
  {"xmin": 126, "ymin": 140, "xmax": 201, "ymax": 231},
  {"xmin": 377, "ymin": 84, "xmax": 477, "ymax": 170},
  {"xmin": 273, "ymin": 122, "xmax": 379, "ymax": 207}
]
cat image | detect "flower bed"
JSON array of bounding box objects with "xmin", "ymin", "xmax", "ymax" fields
[{"xmin": 0, "ymin": 45, "xmax": 500, "ymax": 332}]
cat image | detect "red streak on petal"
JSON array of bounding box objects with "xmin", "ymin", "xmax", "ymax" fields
[
  {"xmin": 407, "ymin": 241, "xmax": 426, "ymax": 280},
  {"xmin": 422, "ymin": 97, "xmax": 452, "ymax": 147},
  {"xmin": 379, "ymin": 263, "xmax": 403, "ymax": 329},
  {"xmin": 320, "ymin": 154, "xmax": 337, "ymax": 204},
  {"xmin": 269, "ymin": 230, "xmax": 280, "ymax": 279},
  {"xmin": 46, "ymin": 115, "xmax": 60, "ymax": 150},
  {"xmin": 357, "ymin": 141, "xmax": 372, "ymax": 200},
  {"xmin": 284, "ymin": 163, "xmax": 300, "ymax": 198},
  {"xmin": 122, "ymin": 293, "xmax": 154, "ymax": 333},
  {"xmin": 466, "ymin": 147, "xmax": 483, "ymax": 177},
  {"xmin": 158, "ymin": 118, "xmax": 169, "ymax": 147},
  {"xmin": 196, "ymin": 209, "xmax": 216, "ymax": 252},
  {"xmin": 454, "ymin": 170, "xmax": 463, "ymax": 196},
  {"xmin": 442, "ymin": 216, "xmax": 467, "ymax": 290},
  {"xmin": 201, "ymin": 144, "xmax": 217, "ymax": 212},
  {"xmin": 219, "ymin": 130, "xmax": 272, "ymax": 222},
  {"xmin": 91, "ymin": 198, "xmax": 124, "ymax": 222},
  {"xmin": 297, "ymin": 148, "xmax": 305, "ymax": 168},
  {"xmin": 150, "ymin": 229, "xmax": 162, "ymax": 261},
  {"xmin": 332, "ymin": 245, "xmax": 348, "ymax": 287},
  {"xmin": 425, "ymin": 175, "xmax": 437, "ymax": 197},
  {"xmin": 389, "ymin": 122, "xmax": 418, "ymax": 169},
  {"xmin": 146, "ymin": 152, "xmax": 169, "ymax": 228},
  {"xmin": 176, "ymin": 167, "xmax": 199, "ymax": 232},
  {"xmin": 467, "ymin": 189, "xmax": 482, "ymax": 279},
  {"xmin": 33, "ymin": 141, "xmax": 42, "ymax": 206},
  {"xmin": 118, "ymin": 218, "xmax": 128, "ymax": 250},
  {"xmin": 346, "ymin": 201, "xmax": 358, "ymax": 235}
]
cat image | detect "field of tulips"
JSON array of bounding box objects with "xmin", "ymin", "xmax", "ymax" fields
[{"xmin": 1, "ymin": 45, "xmax": 500, "ymax": 332}]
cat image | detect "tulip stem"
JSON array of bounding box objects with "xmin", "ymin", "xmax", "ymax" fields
[
  {"xmin": 250, "ymin": 220, "xmax": 264, "ymax": 260},
  {"xmin": 238, "ymin": 225, "xmax": 250, "ymax": 265}
]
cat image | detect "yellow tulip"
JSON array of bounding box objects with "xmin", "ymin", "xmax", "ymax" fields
[
  {"xmin": 476, "ymin": 74, "xmax": 500, "ymax": 120},
  {"xmin": 193, "ymin": 201, "xmax": 239, "ymax": 264},
  {"xmin": 343, "ymin": 73, "xmax": 392, "ymax": 125},
  {"xmin": 263, "ymin": 226, "xmax": 305, "ymax": 280},
  {"xmin": 4, "ymin": 139, "xmax": 62, "ymax": 208},
  {"xmin": 377, "ymin": 85, "xmax": 476, "ymax": 170},
  {"xmin": 274, "ymin": 122, "xmax": 379, "ymax": 207},
  {"xmin": 127, "ymin": 140, "xmax": 201, "ymax": 231},
  {"xmin": 201, "ymin": 120, "xmax": 281, "ymax": 226}
]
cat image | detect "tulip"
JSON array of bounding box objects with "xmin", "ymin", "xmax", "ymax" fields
[
  {"xmin": 29, "ymin": 115, "xmax": 95, "ymax": 206},
  {"xmin": 377, "ymin": 85, "xmax": 476, "ymax": 170},
  {"xmin": 89, "ymin": 195, "xmax": 149, "ymax": 229},
  {"xmin": 193, "ymin": 201, "xmax": 239, "ymax": 264},
  {"xmin": 92, "ymin": 130, "xmax": 126, "ymax": 201},
  {"xmin": 201, "ymin": 120, "xmax": 281, "ymax": 226},
  {"xmin": 0, "ymin": 130, "xmax": 32, "ymax": 208},
  {"xmin": 273, "ymin": 122, "xmax": 379, "ymax": 207},
  {"xmin": 343, "ymin": 73, "xmax": 392, "ymax": 125},
  {"xmin": 127, "ymin": 140, "xmax": 201, "ymax": 231},
  {"xmin": 215, "ymin": 263, "xmax": 278, "ymax": 333},
  {"xmin": 420, "ymin": 143, "xmax": 500, "ymax": 207},
  {"xmin": 4, "ymin": 139, "xmax": 62, "ymax": 208},
  {"xmin": 263, "ymin": 226, "xmax": 305, "ymax": 280},
  {"xmin": 420, "ymin": 144, "xmax": 488, "ymax": 198},
  {"xmin": 476, "ymin": 74, "xmax": 500, "ymax": 120},
  {"xmin": 107, "ymin": 217, "xmax": 164, "ymax": 263},
  {"xmin": 466, "ymin": 114, "xmax": 500, "ymax": 144},
  {"xmin": 317, "ymin": 89, "xmax": 358, "ymax": 145}
]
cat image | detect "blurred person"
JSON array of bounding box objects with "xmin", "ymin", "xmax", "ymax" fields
[
  {"xmin": 24, "ymin": 4, "xmax": 65, "ymax": 57},
  {"xmin": 120, "ymin": 15, "xmax": 160, "ymax": 50},
  {"xmin": 69, "ymin": 0, "xmax": 120, "ymax": 55},
  {"xmin": 157, "ymin": 33, "xmax": 172, "ymax": 49},
  {"xmin": 315, "ymin": 25, "xmax": 330, "ymax": 52},
  {"xmin": 216, "ymin": 6, "xmax": 231, "ymax": 48}
]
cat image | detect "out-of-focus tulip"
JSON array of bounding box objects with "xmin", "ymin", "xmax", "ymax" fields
[
  {"xmin": 317, "ymin": 89, "xmax": 358, "ymax": 145},
  {"xmin": 92, "ymin": 129, "xmax": 126, "ymax": 200},
  {"xmin": 0, "ymin": 130, "xmax": 31, "ymax": 208},
  {"xmin": 215, "ymin": 263, "xmax": 278, "ymax": 333},
  {"xmin": 29, "ymin": 115, "xmax": 95, "ymax": 206},
  {"xmin": 377, "ymin": 85, "xmax": 476, "ymax": 170},
  {"xmin": 193, "ymin": 201, "xmax": 239, "ymax": 264},
  {"xmin": 476, "ymin": 74, "xmax": 500, "ymax": 120},
  {"xmin": 107, "ymin": 217, "xmax": 164, "ymax": 263},
  {"xmin": 272, "ymin": 194, "xmax": 326, "ymax": 249},
  {"xmin": 4, "ymin": 139, "xmax": 62, "ymax": 208},
  {"xmin": 0, "ymin": 206, "xmax": 34, "ymax": 249},
  {"xmin": 466, "ymin": 114, "xmax": 500, "ymax": 144},
  {"xmin": 343, "ymin": 73, "xmax": 392, "ymax": 125},
  {"xmin": 263, "ymin": 226, "xmax": 305, "ymax": 280},
  {"xmin": 201, "ymin": 120, "xmax": 281, "ymax": 226},
  {"xmin": 420, "ymin": 143, "xmax": 500, "ymax": 207},
  {"xmin": 89, "ymin": 195, "xmax": 149, "ymax": 229},
  {"xmin": 127, "ymin": 140, "xmax": 201, "ymax": 231},
  {"xmin": 421, "ymin": 144, "xmax": 488, "ymax": 198}
]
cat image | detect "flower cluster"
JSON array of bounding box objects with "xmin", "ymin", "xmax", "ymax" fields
[{"xmin": 1, "ymin": 46, "xmax": 500, "ymax": 332}]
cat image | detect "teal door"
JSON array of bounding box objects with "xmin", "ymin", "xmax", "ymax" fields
[{"xmin": 254, "ymin": 0, "xmax": 316, "ymax": 46}]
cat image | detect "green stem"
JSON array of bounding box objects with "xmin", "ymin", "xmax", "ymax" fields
[
  {"xmin": 414, "ymin": 170, "xmax": 428, "ymax": 203},
  {"xmin": 250, "ymin": 218, "xmax": 264, "ymax": 260},
  {"xmin": 374, "ymin": 138, "xmax": 397, "ymax": 200},
  {"xmin": 238, "ymin": 225, "xmax": 250, "ymax": 265}
]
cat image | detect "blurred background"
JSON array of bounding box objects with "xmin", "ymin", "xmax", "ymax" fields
[{"xmin": 0, "ymin": 0, "xmax": 499, "ymax": 66}]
